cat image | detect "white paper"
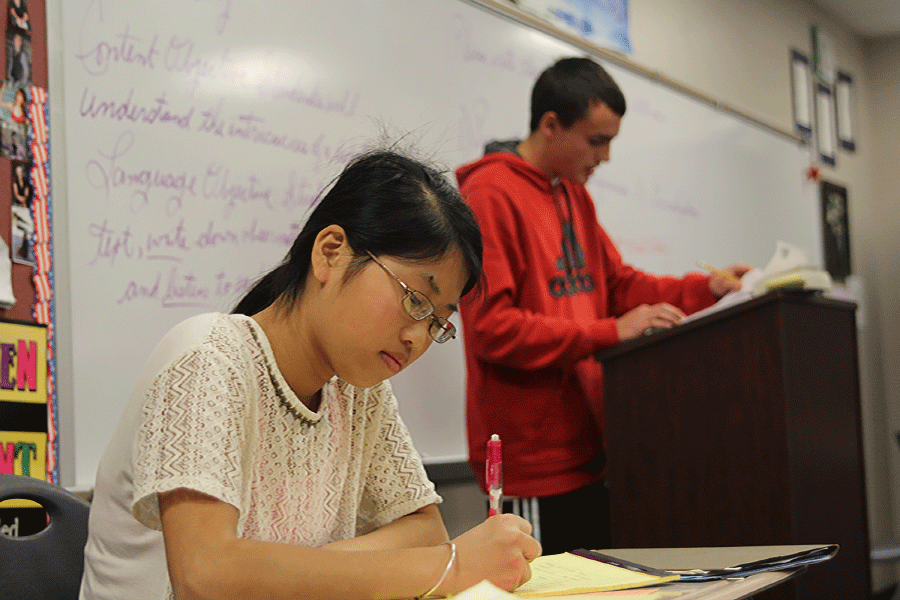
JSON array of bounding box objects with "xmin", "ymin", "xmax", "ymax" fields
[
  {"xmin": 450, "ymin": 580, "xmax": 515, "ymax": 600},
  {"xmin": 681, "ymin": 241, "xmax": 810, "ymax": 324},
  {"xmin": 762, "ymin": 240, "xmax": 809, "ymax": 275},
  {"xmin": 681, "ymin": 269, "xmax": 759, "ymax": 324}
]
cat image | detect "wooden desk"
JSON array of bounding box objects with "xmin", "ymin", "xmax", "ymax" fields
[{"xmin": 590, "ymin": 572, "xmax": 794, "ymax": 600}]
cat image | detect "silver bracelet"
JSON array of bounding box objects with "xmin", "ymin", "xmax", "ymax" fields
[{"xmin": 420, "ymin": 541, "xmax": 457, "ymax": 599}]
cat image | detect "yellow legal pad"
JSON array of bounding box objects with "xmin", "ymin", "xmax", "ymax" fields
[{"xmin": 514, "ymin": 551, "xmax": 680, "ymax": 597}]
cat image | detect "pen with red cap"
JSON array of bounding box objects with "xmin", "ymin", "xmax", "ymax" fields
[{"xmin": 486, "ymin": 434, "xmax": 502, "ymax": 516}]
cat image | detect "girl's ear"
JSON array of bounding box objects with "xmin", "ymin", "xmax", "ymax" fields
[{"xmin": 310, "ymin": 224, "xmax": 350, "ymax": 284}]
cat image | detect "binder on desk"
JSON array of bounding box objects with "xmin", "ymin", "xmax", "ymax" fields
[{"xmin": 664, "ymin": 544, "xmax": 839, "ymax": 581}]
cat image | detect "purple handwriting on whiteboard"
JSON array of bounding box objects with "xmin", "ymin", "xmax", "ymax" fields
[
  {"xmin": 72, "ymin": 5, "xmax": 361, "ymax": 113},
  {"xmin": 203, "ymin": 0, "xmax": 233, "ymax": 35},
  {"xmin": 612, "ymin": 235, "xmax": 670, "ymax": 256},
  {"xmin": 88, "ymin": 220, "xmax": 136, "ymax": 266},
  {"xmin": 118, "ymin": 265, "xmax": 257, "ymax": 308},
  {"xmin": 282, "ymin": 171, "xmax": 318, "ymax": 211},
  {"xmin": 74, "ymin": 21, "xmax": 161, "ymax": 76},
  {"xmin": 85, "ymin": 131, "xmax": 198, "ymax": 215},
  {"xmin": 450, "ymin": 14, "xmax": 541, "ymax": 79},
  {"xmin": 202, "ymin": 164, "xmax": 274, "ymax": 218},
  {"xmin": 88, "ymin": 218, "xmax": 300, "ymax": 267},
  {"xmin": 197, "ymin": 101, "xmax": 355, "ymax": 164},
  {"xmin": 651, "ymin": 197, "xmax": 699, "ymax": 218},
  {"xmin": 73, "ymin": 12, "xmax": 228, "ymax": 90},
  {"xmin": 73, "ymin": 0, "xmax": 232, "ymax": 76},
  {"xmin": 593, "ymin": 178, "xmax": 629, "ymax": 197},
  {"xmin": 84, "ymin": 131, "xmax": 290, "ymax": 219},
  {"xmin": 81, "ymin": 78, "xmax": 359, "ymax": 123},
  {"xmin": 632, "ymin": 98, "xmax": 667, "ymax": 124},
  {"xmin": 80, "ymin": 88, "xmax": 194, "ymax": 129},
  {"xmin": 258, "ymin": 83, "xmax": 361, "ymax": 118},
  {"xmin": 73, "ymin": 22, "xmax": 225, "ymax": 86}
]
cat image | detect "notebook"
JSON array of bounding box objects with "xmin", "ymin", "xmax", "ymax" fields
[{"xmin": 513, "ymin": 549, "xmax": 681, "ymax": 597}]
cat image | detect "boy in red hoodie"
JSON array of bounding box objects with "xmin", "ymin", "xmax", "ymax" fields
[{"xmin": 456, "ymin": 57, "xmax": 748, "ymax": 554}]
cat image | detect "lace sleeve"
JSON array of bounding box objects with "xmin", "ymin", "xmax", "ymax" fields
[
  {"xmin": 356, "ymin": 383, "xmax": 441, "ymax": 533},
  {"xmin": 132, "ymin": 346, "xmax": 252, "ymax": 530}
]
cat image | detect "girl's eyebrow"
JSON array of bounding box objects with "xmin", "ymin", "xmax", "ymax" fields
[
  {"xmin": 424, "ymin": 274, "xmax": 441, "ymax": 296},
  {"xmin": 422, "ymin": 273, "xmax": 458, "ymax": 313}
]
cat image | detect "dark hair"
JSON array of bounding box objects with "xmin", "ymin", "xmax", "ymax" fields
[
  {"xmin": 529, "ymin": 57, "xmax": 627, "ymax": 132},
  {"xmin": 233, "ymin": 149, "xmax": 482, "ymax": 316}
]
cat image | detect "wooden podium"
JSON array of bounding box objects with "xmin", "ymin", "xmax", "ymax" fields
[{"xmin": 596, "ymin": 291, "xmax": 870, "ymax": 600}]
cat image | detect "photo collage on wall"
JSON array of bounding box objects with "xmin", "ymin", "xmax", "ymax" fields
[{"xmin": 4, "ymin": 0, "xmax": 33, "ymax": 265}]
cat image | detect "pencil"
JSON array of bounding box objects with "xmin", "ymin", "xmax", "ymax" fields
[{"xmin": 696, "ymin": 260, "xmax": 740, "ymax": 282}]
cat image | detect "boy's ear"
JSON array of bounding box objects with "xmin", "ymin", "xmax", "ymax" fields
[
  {"xmin": 311, "ymin": 225, "xmax": 350, "ymax": 284},
  {"xmin": 538, "ymin": 111, "xmax": 562, "ymax": 135}
]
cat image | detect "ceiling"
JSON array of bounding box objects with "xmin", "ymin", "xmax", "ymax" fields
[{"xmin": 812, "ymin": 0, "xmax": 900, "ymax": 38}]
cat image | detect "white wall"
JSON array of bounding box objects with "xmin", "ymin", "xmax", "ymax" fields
[{"xmin": 866, "ymin": 30, "xmax": 900, "ymax": 563}]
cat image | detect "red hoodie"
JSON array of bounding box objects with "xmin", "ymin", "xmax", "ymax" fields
[{"xmin": 456, "ymin": 145, "xmax": 716, "ymax": 498}]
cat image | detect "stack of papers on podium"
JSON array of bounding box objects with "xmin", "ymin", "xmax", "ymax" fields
[
  {"xmin": 682, "ymin": 241, "xmax": 831, "ymax": 325},
  {"xmin": 749, "ymin": 241, "xmax": 832, "ymax": 297},
  {"xmin": 750, "ymin": 266, "xmax": 832, "ymax": 296}
]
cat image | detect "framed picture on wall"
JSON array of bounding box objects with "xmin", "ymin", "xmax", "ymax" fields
[
  {"xmin": 815, "ymin": 83, "xmax": 836, "ymax": 165},
  {"xmin": 835, "ymin": 71, "xmax": 855, "ymax": 151},
  {"xmin": 790, "ymin": 49, "xmax": 812, "ymax": 137},
  {"xmin": 820, "ymin": 180, "xmax": 851, "ymax": 282}
]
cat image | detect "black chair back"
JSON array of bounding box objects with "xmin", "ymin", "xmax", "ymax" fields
[{"xmin": 0, "ymin": 474, "xmax": 91, "ymax": 600}]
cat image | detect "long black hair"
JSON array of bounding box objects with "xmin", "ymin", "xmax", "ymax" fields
[{"xmin": 233, "ymin": 149, "xmax": 482, "ymax": 316}]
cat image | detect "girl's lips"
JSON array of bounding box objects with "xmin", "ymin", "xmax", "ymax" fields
[{"xmin": 380, "ymin": 351, "xmax": 403, "ymax": 374}]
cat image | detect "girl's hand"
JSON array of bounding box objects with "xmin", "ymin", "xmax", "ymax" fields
[{"xmin": 441, "ymin": 514, "xmax": 542, "ymax": 594}]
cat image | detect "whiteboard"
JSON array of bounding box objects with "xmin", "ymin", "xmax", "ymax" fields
[{"xmin": 51, "ymin": 0, "xmax": 819, "ymax": 487}]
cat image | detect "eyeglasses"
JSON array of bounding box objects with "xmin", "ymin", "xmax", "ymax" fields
[{"xmin": 366, "ymin": 251, "xmax": 457, "ymax": 343}]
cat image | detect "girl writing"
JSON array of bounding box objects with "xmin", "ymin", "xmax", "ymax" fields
[{"xmin": 79, "ymin": 149, "xmax": 541, "ymax": 600}]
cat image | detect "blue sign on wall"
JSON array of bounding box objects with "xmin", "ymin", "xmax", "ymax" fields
[{"xmin": 517, "ymin": 0, "xmax": 632, "ymax": 54}]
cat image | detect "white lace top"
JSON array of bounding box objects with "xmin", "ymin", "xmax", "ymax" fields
[{"xmin": 80, "ymin": 313, "xmax": 440, "ymax": 600}]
